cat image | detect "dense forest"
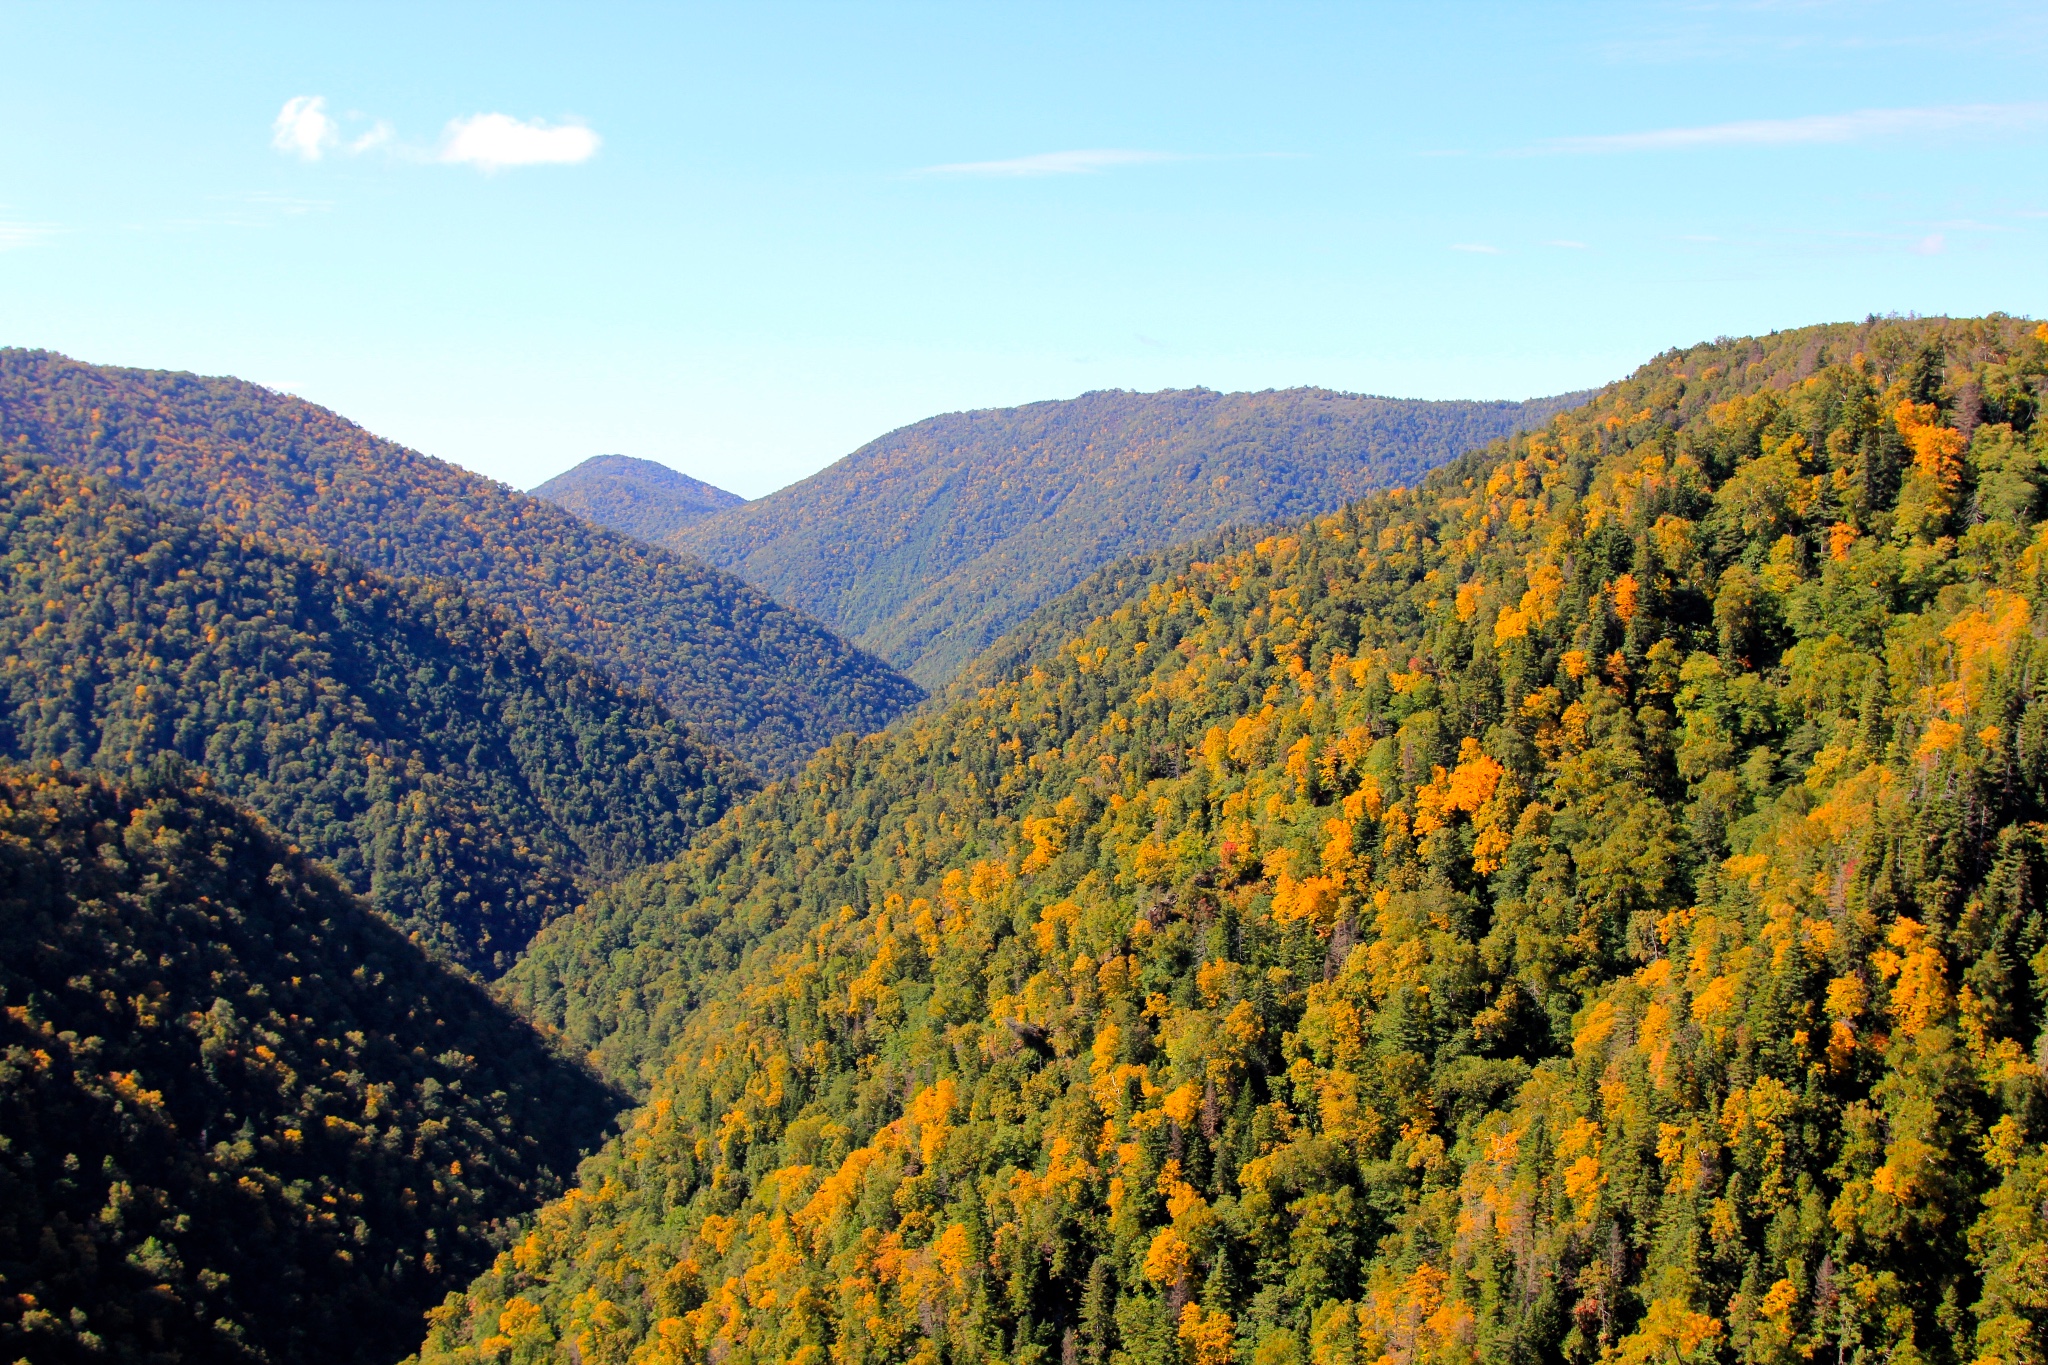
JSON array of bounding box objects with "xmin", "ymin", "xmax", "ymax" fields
[
  {"xmin": 0, "ymin": 457, "xmax": 748, "ymax": 971},
  {"xmin": 530, "ymin": 457, "xmax": 746, "ymax": 545},
  {"xmin": 0, "ymin": 352, "xmax": 921, "ymax": 777},
  {"xmin": 0, "ymin": 766, "xmax": 622, "ymax": 1365},
  {"xmin": 669, "ymin": 387, "xmax": 1588, "ymax": 688},
  {"xmin": 417, "ymin": 315, "xmax": 2048, "ymax": 1365}
]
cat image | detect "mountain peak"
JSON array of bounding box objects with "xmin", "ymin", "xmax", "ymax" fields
[{"xmin": 530, "ymin": 454, "xmax": 746, "ymax": 543}]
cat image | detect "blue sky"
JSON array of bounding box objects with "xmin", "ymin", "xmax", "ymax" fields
[{"xmin": 3, "ymin": 2, "xmax": 2045, "ymax": 496}]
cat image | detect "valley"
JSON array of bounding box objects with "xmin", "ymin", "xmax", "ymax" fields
[{"xmin": 5, "ymin": 316, "xmax": 2046, "ymax": 1365}]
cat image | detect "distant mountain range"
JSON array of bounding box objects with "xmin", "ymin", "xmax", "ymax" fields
[
  {"xmin": 530, "ymin": 454, "xmax": 746, "ymax": 543},
  {"xmin": 0, "ymin": 353, "xmax": 922, "ymax": 776},
  {"xmin": 561, "ymin": 386, "xmax": 1589, "ymax": 687}
]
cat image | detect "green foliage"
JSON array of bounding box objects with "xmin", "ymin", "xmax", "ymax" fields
[
  {"xmin": 0, "ymin": 352, "xmax": 922, "ymax": 776},
  {"xmin": 671, "ymin": 386, "xmax": 1591, "ymax": 688},
  {"xmin": 0, "ymin": 765, "xmax": 623, "ymax": 1365},
  {"xmin": 529, "ymin": 456, "xmax": 746, "ymax": 545},
  {"xmin": 420, "ymin": 315, "xmax": 2048, "ymax": 1365},
  {"xmin": 0, "ymin": 457, "xmax": 749, "ymax": 970}
]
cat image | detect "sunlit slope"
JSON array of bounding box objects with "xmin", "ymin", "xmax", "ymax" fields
[
  {"xmin": 671, "ymin": 387, "xmax": 1588, "ymax": 687},
  {"xmin": 0, "ymin": 767, "xmax": 621, "ymax": 1365},
  {"xmin": 427, "ymin": 316, "xmax": 2048, "ymax": 1365},
  {"xmin": 0, "ymin": 352, "xmax": 923, "ymax": 776},
  {"xmin": 0, "ymin": 458, "xmax": 750, "ymax": 971}
]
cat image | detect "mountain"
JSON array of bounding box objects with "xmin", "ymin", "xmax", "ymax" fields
[
  {"xmin": 0, "ymin": 456, "xmax": 750, "ymax": 972},
  {"xmin": 419, "ymin": 315, "xmax": 2048, "ymax": 1365},
  {"xmin": 529, "ymin": 455, "xmax": 746, "ymax": 544},
  {"xmin": 0, "ymin": 765, "xmax": 622, "ymax": 1365},
  {"xmin": 668, "ymin": 386, "xmax": 1589, "ymax": 688},
  {"xmin": 0, "ymin": 352, "xmax": 923, "ymax": 777}
]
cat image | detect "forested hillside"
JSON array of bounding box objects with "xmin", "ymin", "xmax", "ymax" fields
[
  {"xmin": 0, "ymin": 457, "xmax": 749, "ymax": 971},
  {"xmin": 670, "ymin": 387, "xmax": 1587, "ymax": 687},
  {"xmin": 421, "ymin": 315, "xmax": 2048, "ymax": 1365},
  {"xmin": 0, "ymin": 352, "xmax": 921, "ymax": 776},
  {"xmin": 0, "ymin": 766, "xmax": 622, "ymax": 1365},
  {"xmin": 530, "ymin": 456, "xmax": 745, "ymax": 544}
]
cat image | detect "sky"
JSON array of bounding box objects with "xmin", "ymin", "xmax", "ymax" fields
[{"xmin": 2, "ymin": 2, "xmax": 2045, "ymax": 498}]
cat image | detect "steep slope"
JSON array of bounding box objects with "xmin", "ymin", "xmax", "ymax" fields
[
  {"xmin": 0, "ymin": 457, "xmax": 750, "ymax": 971},
  {"xmin": 0, "ymin": 765, "xmax": 622, "ymax": 1365},
  {"xmin": 423, "ymin": 315, "xmax": 2048, "ymax": 1365},
  {"xmin": 671, "ymin": 387, "xmax": 1588, "ymax": 687},
  {"xmin": 0, "ymin": 352, "xmax": 922, "ymax": 776},
  {"xmin": 529, "ymin": 455, "xmax": 746, "ymax": 544}
]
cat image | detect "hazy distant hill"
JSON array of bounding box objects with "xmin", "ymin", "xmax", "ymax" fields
[
  {"xmin": 668, "ymin": 386, "xmax": 1588, "ymax": 687},
  {"xmin": 530, "ymin": 454, "xmax": 746, "ymax": 543},
  {"xmin": 0, "ymin": 765, "xmax": 621, "ymax": 1365},
  {"xmin": 0, "ymin": 352, "xmax": 923, "ymax": 776},
  {"xmin": 0, "ymin": 458, "xmax": 749, "ymax": 971}
]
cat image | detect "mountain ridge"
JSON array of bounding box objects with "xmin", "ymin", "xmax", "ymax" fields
[
  {"xmin": 666, "ymin": 384, "xmax": 1591, "ymax": 687},
  {"xmin": 0, "ymin": 351, "xmax": 922, "ymax": 777}
]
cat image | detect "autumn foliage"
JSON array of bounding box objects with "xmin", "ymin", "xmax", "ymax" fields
[{"xmin": 414, "ymin": 315, "xmax": 2048, "ymax": 1365}]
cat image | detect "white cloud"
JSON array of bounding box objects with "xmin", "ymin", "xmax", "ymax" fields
[
  {"xmin": 440, "ymin": 113, "xmax": 601, "ymax": 170},
  {"xmin": 272, "ymin": 95, "xmax": 337, "ymax": 161},
  {"xmin": 917, "ymin": 149, "xmax": 1182, "ymax": 177},
  {"xmin": 1535, "ymin": 101, "xmax": 2048, "ymax": 154},
  {"xmin": 1449, "ymin": 242, "xmax": 1501, "ymax": 254}
]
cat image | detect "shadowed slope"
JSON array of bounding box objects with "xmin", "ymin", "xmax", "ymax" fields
[
  {"xmin": 0, "ymin": 458, "xmax": 750, "ymax": 971},
  {"xmin": 0, "ymin": 766, "xmax": 624, "ymax": 1365}
]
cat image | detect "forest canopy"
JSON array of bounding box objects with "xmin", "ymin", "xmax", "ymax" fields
[{"xmin": 420, "ymin": 315, "xmax": 2048, "ymax": 1365}]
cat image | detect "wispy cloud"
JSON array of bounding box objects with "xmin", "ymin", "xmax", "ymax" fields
[
  {"xmin": 1533, "ymin": 101, "xmax": 2048, "ymax": 154},
  {"xmin": 917, "ymin": 149, "xmax": 1183, "ymax": 177},
  {"xmin": 1449, "ymin": 242, "xmax": 1501, "ymax": 255},
  {"xmin": 350, "ymin": 121, "xmax": 394, "ymax": 156},
  {"xmin": 243, "ymin": 191, "xmax": 333, "ymax": 216},
  {"xmin": 272, "ymin": 95, "xmax": 337, "ymax": 161},
  {"xmin": 0, "ymin": 220, "xmax": 58, "ymax": 251},
  {"xmin": 145, "ymin": 192, "xmax": 337, "ymax": 233},
  {"xmin": 440, "ymin": 114, "xmax": 601, "ymax": 170}
]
